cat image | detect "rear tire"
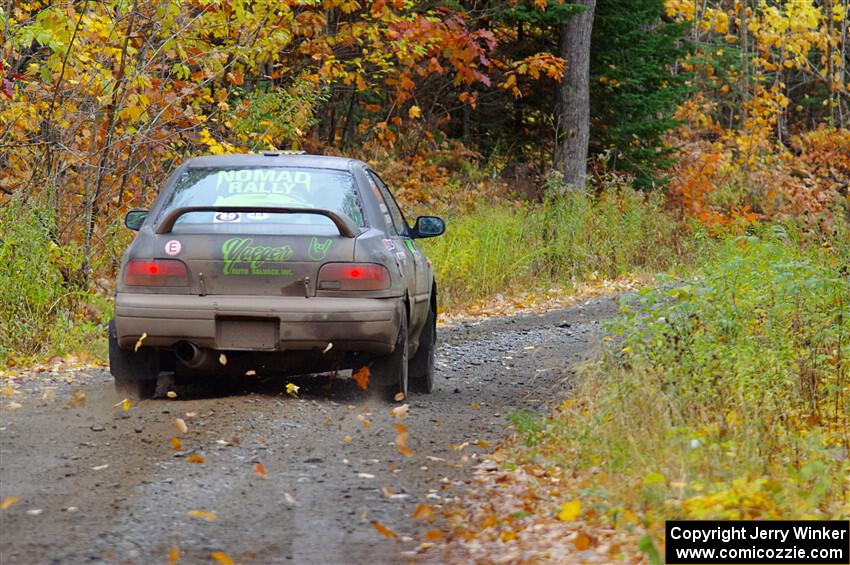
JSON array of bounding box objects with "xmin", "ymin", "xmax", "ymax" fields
[
  {"xmin": 409, "ymin": 298, "xmax": 436, "ymax": 393},
  {"xmin": 371, "ymin": 307, "xmax": 408, "ymax": 402},
  {"xmin": 109, "ymin": 320, "xmax": 158, "ymax": 399}
]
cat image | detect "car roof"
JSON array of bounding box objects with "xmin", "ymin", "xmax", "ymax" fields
[{"xmin": 184, "ymin": 153, "xmax": 364, "ymax": 171}]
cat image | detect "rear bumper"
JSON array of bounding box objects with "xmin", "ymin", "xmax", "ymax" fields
[{"xmin": 114, "ymin": 293, "xmax": 400, "ymax": 354}]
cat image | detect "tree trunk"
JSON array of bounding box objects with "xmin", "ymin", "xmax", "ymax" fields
[{"xmin": 554, "ymin": 0, "xmax": 596, "ymax": 191}]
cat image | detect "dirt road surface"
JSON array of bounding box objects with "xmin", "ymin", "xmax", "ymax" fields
[{"xmin": 0, "ymin": 296, "xmax": 619, "ymax": 565}]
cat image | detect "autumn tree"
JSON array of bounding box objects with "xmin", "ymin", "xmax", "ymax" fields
[{"xmin": 554, "ymin": 0, "xmax": 596, "ymax": 190}]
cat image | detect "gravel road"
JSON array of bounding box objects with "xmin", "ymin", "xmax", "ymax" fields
[{"xmin": 0, "ymin": 295, "xmax": 619, "ymax": 565}]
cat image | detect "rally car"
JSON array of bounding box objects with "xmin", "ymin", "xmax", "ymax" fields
[{"xmin": 109, "ymin": 153, "xmax": 445, "ymax": 400}]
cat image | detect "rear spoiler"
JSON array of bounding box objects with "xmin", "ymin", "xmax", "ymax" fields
[{"xmin": 155, "ymin": 206, "xmax": 359, "ymax": 238}]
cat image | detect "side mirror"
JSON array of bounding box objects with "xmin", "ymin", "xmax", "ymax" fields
[
  {"xmin": 124, "ymin": 209, "xmax": 149, "ymax": 231},
  {"xmin": 411, "ymin": 216, "xmax": 445, "ymax": 238}
]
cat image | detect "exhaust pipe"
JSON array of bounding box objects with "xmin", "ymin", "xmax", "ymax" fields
[{"xmin": 175, "ymin": 341, "xmax": 217, "ymax": 370}]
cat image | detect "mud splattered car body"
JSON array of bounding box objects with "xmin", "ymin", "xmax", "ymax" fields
[{"xmin": 110, "ymin": 153, "xmax": 445, "ymax": 399}]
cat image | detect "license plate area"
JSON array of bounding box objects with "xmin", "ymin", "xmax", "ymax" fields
[{"xmin": 216, "ymin": 317, "xmax": 279, "ymax": 350}]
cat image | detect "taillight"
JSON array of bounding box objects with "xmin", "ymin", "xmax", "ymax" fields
[
  {"xmin": 124, "ymin": 259, "xmax": 189, "ymax": 286},
  {"xmin": 318, "ymin": 263, "xmax": 391, "ymax": 291}
]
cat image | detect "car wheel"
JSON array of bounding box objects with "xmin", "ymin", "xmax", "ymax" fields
[
  {"xmin": 108, "ymin": 320, "xmax": 158, "ymax": 399},
  {"xmin": 409, "ymin": 300, "xmax": 435, "ymax": 393},
  {"xmin": 371, "ymin": 307, "xmax": 408, "ymax": 402}
]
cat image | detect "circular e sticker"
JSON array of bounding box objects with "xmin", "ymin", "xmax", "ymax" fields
[{"xmin": 165, "ymin": 240, "xmax": 182, "ymax": 256}]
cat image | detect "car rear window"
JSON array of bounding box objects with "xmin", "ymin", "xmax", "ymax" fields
[{"xmin": 160, "ymin": 167, "xmax": 365, "ymax": 232}]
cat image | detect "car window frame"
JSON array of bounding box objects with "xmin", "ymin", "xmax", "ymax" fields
[{"xmin": 367, "ymin": 170, "xmax": 409, "ymax": 237}]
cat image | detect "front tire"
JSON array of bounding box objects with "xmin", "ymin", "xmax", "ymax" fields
[
  {"xmin": 409, "ymin": 298, "xmax": 436, "ymax": 393},
  {"xmin": 108, "ymin": 320, "xmax": 158, "ymax": 399},
  {"xmin": 371, "ymin": 308, "xmax": 408, "ymax": 402}
]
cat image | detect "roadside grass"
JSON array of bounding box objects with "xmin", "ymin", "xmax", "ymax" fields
[
  {"xmin": 421, "ymin": 186, "xmax": 706, "ymax": 311},
  {"xmin": 0, "ymin": 199, "xmax": 113, "ymax": 364},
  {"xmin": 506, "ymin": 223, "xmax": 850, "ymax": 555}
]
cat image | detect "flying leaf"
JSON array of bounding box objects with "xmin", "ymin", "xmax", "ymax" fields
[
  {"xmin": 113, "ymin": 398, "xmax": 131, "ymax": 411},
  {"xmin": 371, "ymin": 520, "xmax": 398, "ymax": 539},
  {"xmin": 68, "ymin": 389, "xmax": 86, "ymax": 407},
  {"xmin": 394, "ymin": 423, "xmax": 412, "ymax": 456},
  {"xmin": 210, "ymin": 551, "xmax": 234, "ymax": 565},
  {"xmin": 219, "ymin": 353, "xmax": 227, "ymax": 366},
  {"xmin": 390, "ymin": 404, "xmax": 408, "ymax": 419},
  {"xmin": 254, "ymin": 463, "xmax": 268, "ymax": 479},
  {"xmin": 352, "ymin": 367, "xmax": 370, "ymax": 390},
  {"xmin": 186, "ymin": 453, "xmax": 205, "ymax": 464},
  {"xmin": 557, "ymin": 499, "xmax": 581, "ymax": 521},
  {"xmin": 393, "ymin": 392, "xmax": 405, "ymax": 402},
  {"xmin": 170, "ymin": 437, "xmax": 183, "ymax": 450},
  {"xmin": 174, "ymin": 418, "xmax": 188, "ymax": 434},
  {"xmin": 187, "ymin": 510, "xmax": 217, "ymax": 521},
  {"xmin": 286, "ymin": 382, "xmax": 299, "ymax": 396},
  {"xmin": 167, "ymin": 545, "xmax": 180, "ymax": 564},
  {"xmin": 322, "ymin": 342, "xmax": 333, "ymax": 354},
  {"xmin": 134, "ymin": 332, "xmax": 147, "ymax": 352},
  {"xmin": 166, "ymin": 391, "xmax": 177, "ymax": 399},
  {"xmin": 244, "ymin": 370, "xmax": 256, "ymax": 376},
  {"xmin": 1, "ymin": 496, "xmax": 19, "ymax": 510}
]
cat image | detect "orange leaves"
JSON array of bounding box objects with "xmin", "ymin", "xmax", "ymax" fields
[
  {"xmin": 186, "ymin": 453, "xmax": 205, "ymax": 464},
  {"xmin": 210, "ymin": 551, "xmax": 235, "ymax": 565},
  {"xmin": 413, "ymin": 502, "xmax": 435, "ymax": 521},
  {"xmin": 167, "ymin": 545, "xmax": 180, "ymax": 564},
  {"xmin": 170, "ymin": 437, "xmax": 183, "ymax": 450},
  {"xmin": 254, "ymin": 463, "xmax": 268, "ymax": 480},
  {"xmin": 187, "ymin": 510, "xmax": 217, "ymax": 521},
  {"xmin": 371, "ymin": 520, "xmax": 398, "ymax": 539},
  {"xmin": 352, "ymin": 366, "xmax": 370, "ymax": 390},
  {"xmin": 394, "ymin": 423, "xmax": 413, "ymax": 457},
  {"xmin": 1, "ymin": 496, "xmax": 20, "ymax": 510}
]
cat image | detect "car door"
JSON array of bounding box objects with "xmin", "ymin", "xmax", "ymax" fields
[{"xmin": 367, "ymin": 171, "xmax": 430, "ymax": 328}]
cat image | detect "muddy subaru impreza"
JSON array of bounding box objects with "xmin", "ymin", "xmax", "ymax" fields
[{"xmin": 109, "ymin": 153, "xmax": 445, "ymax": 400}]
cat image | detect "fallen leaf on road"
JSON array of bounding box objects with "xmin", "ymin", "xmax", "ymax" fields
[
  {"xmin": 412, "ymin": 503, "xmax": 435, "ymax": 521},
  {"xmin": 41, "ymin": 388, "xmax": 56, "ymax": 402},
  {"xmin": 134, "ymin": 333, "xmax": 147, "ymax": 352},
  {"xmin": 254, "ymin": 463, "xmax": 268, "ymax": 479},
  {"xmin": 68, "ymin": 389, "xmax": 86, "ymax": 407},
  {"xmin": 283, "ymin": 492, "xmax": 297, "ymax": 506},
  {"xmin": 6, "ymin": 401, "xmax": 21, "ymax": 410},
  {"xmin": 390, "ymin": 404, "xmax": 409, "ymax": 419},
  {"xmin": 357, "ymin": 414, "xmax": 372, "ymax": 428},
  {"xmin": 210, "ymin": 551, "xmax": 234, "ymax": 565},
  {"xmin": 91, "ymin": 464, "xmax": 109, "ymax": 471},
  {"xmin": 1, "ymin": 496, "xmax": 19, "ymax": 510},
  {"xmin": 0, "ymin": 384, "xmax": 14, "ymax": 398},
  {"xmin": 524, "ymin": 345, "xmax": 536, "ymax": 350},
  {"xmin": 187, "ymin": 510, "xmax": 217, "ymax": 521},
  {"xmin": 218, "ymin": 353, "xmax": 227, "ymax": 365},
  {"xmin": 170, "ymin": 437, "xmax": 182, "ymax": 450},
  {"xmin": 358, "ymin": 472, "xmax": 375, "ymax": 479},
  {"xmin": 167, "ymin": 545, "xmax": 180, "ymax": 564},
  {"xmin": 425, "ymin": 529, "xmax": 445, "ymax": 540},
  {"xmin": 186, "ymin": 454, "xmax": 205, "ymax": 464},
  {"xmin": 557, "ymin": 499, "xmax": 581, "ymax": 522},
  {"xmin": 470, "ymin": 402, "xmax": 481, "ymax": 409},
  {"xmin": 285, "ymin": 382, "xmax": 299, "ymax": 396},
  {"xmin": 500, "ymin": 530, "xmax": 517, "ymax": 542},
  {"xmin": 371, "ymin": 520, "xmax": 398, "ymax": 539},
  {"xmin": 574, "ymin": 530, "xmax": 593, "ymax": 550},
  {"xmin": 343, "ymin": 435, "xmax": 353, "ymax": 444},
  {"xmin": 352, "ymin": 366, "xmax": 370, "ymax": 390},
  {"xmin": 174, "ymin": 418, "xmax": 188, "ymax": 434}
]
